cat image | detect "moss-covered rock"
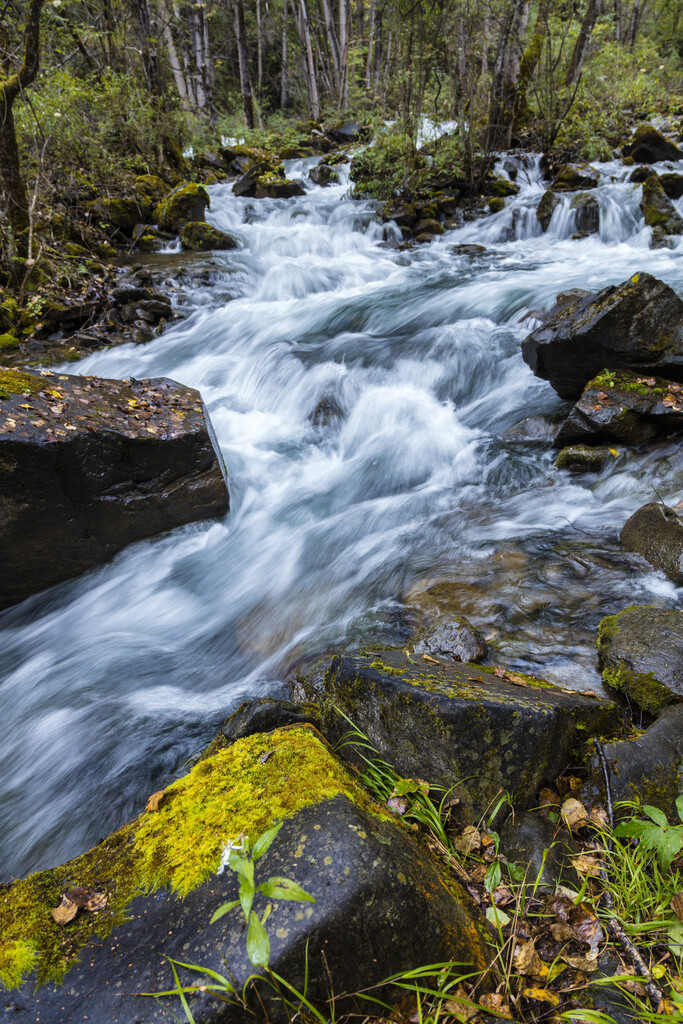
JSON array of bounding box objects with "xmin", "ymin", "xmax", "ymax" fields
[
  {"xmin": 254, "ymin": 174, "xmax": 306, "ymax": 199},
  {"xmin": 487, "ymin": 178, "xmax": 520, "ymax": 198},
  {"xmin": 555, "ymin": 444, "xmax": 617, "ymax": 472},
  {"xmin": 552, "ymin": 163, "xmax": 599, "ymax": 191},
  {"xmin": 179, "ymin": 221, "xmax": 239, "ymax": 251},
  {"xmin": 641, "ymin": 172, "xmax": 683, "ymax": 246},
  {"xmin": 621, "ymin": 502, "xmax": 683, "ymax": 584},
  {"xmin": 4, "ymin": 726, "xmax": 494, "ymax": 1022},
  {"xmin": 536, "ymin": 188, "xmax": 561, "ymax": 231},
  {"xmin": 219, "ymin": 143, "xmax": 279, "ymax": 175},
  {"xmin": 320, "ymin": 648, "xmax": 621, "ymax": 825},
  {"xmin": 232, "ymin": 160, "xmax": 285, "ymax": 198},
  {"xmin": 134, "ymin": 173, "xmax": 170, "ymax": 207},
  {"xmin": 0, "ymin": 370, "xmax": 228, "ymax": 609},
  {"xmin": 597, "ymin": 605, "xmax": 683, "ymax": 714},
  {"xmin": 488, "ymin": 197, "xmax": 506, "ymax": 213},
  {"xmin": 309, "ymin": 162, "xmax": 340, "ymax": 186},
  {"xmin": 154, "ymin": 182, "xmax": 210, "ymax": 232},
  {"xmin": 570, "ymin": 192, "xmax": 600, "ymax": 234},
  {"xmin": 0, "ymin": 333, "xmax": 19, "ymax": 351},
  {"xmin": 623, "ymin": 123, "xmax": 683, "ymax": 164},
  {"xmin": 521, "ymin": 272, "xmax": 683, "ymax": 400},
  {"xmin": 88, "ymin": 195, "xmax": 150, "ymax": 234},
  {"xmin": 659, "ymin": 172, "xmax": 683, "ymax": 201}
]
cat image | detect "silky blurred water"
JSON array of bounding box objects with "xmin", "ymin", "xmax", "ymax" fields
[{"xmin": 2, "ymin": 153, "xmax": 683, "ymax": 880}]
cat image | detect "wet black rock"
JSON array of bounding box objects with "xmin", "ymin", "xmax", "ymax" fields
[
  {"xmin": 320, "ymin": 649, "xmax": 621, "ymax": 824},
  {"xmin": 219, "ymin": 697, "xmax": 318, "ymax": 744},
  {"xmin": 570, "ymin": 192, "xmax": 600, "ymax": 234},
  {"xmin": 552, "ymin": 163, "xmax": 600, "ymax": 191},
  {"xmin": 499, "ymin": 812, "xmax": 580, "ymax": 893},
  {"xmin": 641, "ymin": 173, "xmax": 683, "ymax": 245},
  {"xmin": 521, "ymin": 272, "xmax": 683, "ymax": 400},
  {"xmin": 659, "ymin": 172, "xmax": 683, "ymax": 200},
  {"xmin": 309, "ymin": 163, "xmax": 340, "ymax": 186},
  {"xmin": 255, "ymin": 176, "xmax": 306, "ymax": 199},
  {"xmin": 597, "ymin": 605, "xmax": 683, "ymax": 714},
  {"xmin": 621, "ymin": 502, "xmax": 683, "ymax": 584},
  {"xmin": 232, "ymin": 161, "xmax": 277, "ymax": 197},
  {"xmin": 503, "ymin": 416, "xmax": 558, "ymax": 441},
  {"xmin": 536, "ymin": 189, "xmax": 561, "ymax": 231},
  {"xmin": 407, "ymin": 616, "xmax": 488, "ymax": 663},
  {"xmin": 310, "ymin": 395, "xmax": 344, "ymax": 427},
  {"xmin": 0, "ymin": 369, "xmax": 229, "ymax": 609},
  {"xmin": 555, "ymin": 444, "xmax": 618, "ymax": 472},
  {"xmin": 179, "ymin": 222, "xmax": 239, "ymax": 251},
  {"xmin": 628, "ymin": 164, "xmax": 653, "ymax": 183},
  {"xmin": 553, "ymin": 370, "xmax": 683, "ymax": 447},
  {"xmin": 623, "ymin": 123, "xmax": 683, "ymax": 164}
]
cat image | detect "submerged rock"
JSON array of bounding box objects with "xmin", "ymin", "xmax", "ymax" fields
[
  {"xmin": 597, "ymin": 605, "xmax": 683, "ymax": 714},
  {"xmin": 320, "ymin": 649, "xmax": 620, "ymax": 824},
  {"xmin": 521, "ymin": 272, "xmax": 683, "ymax": 399},
  {"xmin": 621, "ymin": 502, "xmax": 683, "ymax": 583},
  {"xmin": 154, "ymin": 182, "xmax": 210, "ymax": 232},
  {"xmin": 0, "ymin": 368, "xmax": 228, "ymax": 609},
  {"xmin": 407, "ymin": 616, "xmax": 488, "ymax": 663},
  {"xmin": 553, "ymin": 370, "xmax": 683, "ymax": 447},
  {"xmin": 4, "ymin": 725, "xmax": 493, "ymax": 1022},
  {"xmin": 623, "ymin": 123, "xmax": 683, "ymax": 164},
  {"xmin": 555, "ymin": 444, "xmax": 617, "ymax": 472},
  {"xmin": 179, "ymin": 221, "xmax": 239, "ymax": 251}
]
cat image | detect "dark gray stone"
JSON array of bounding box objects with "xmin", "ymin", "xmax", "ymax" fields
[
  {"xmin": 500, "ymin": 811, "xmax": 580, "ymax": 893},
  {"xmin": 555, "ymin": 445, "xmax": 617, "ymax": 472},
  {"xmin": 0, "ymin": 370, "xmax": 229, "ymax": 609},
  {"xmin": 503, "ymin": 415, "xmax": 558, "ymax": 441},
  {"xmin": 552, "ymin": 163, "xmax": 600, "ymax": 191},
  {"xmin": 553, "ymin": 370, "xmax": 683, "ymax": 448},
  {"xmin": 320, "ymin": 649, "xmax": 621, "ymax": 824},
  {"xmin": 12, "ymin": 795, "xmax": 492, "ymax": 1024},
  {"xmin": 220, "ymin": 698, "xmax": 317, "ymax": 743},
  {"xmin": 232, "ymin": 162, "xmax": 277, "ymax": 198},
  {"xmin": 309, "ymin": 163, "xmax": 339, "ymax": 187},
  {"xmin": 521, "ymin": 272, "xmax": 683, "ymax": 400},
  {"xmin": 659, "ymin": 172, "xmax": 683, "ymax": 200},
  {"xmin": 536, "ymin": 188, "xmax": 560, "ymax": 231},
  {"xmin": 623, "ymin": 124, "xmax": 683, "ymax": 164},
  {"xmin": 641, "ymin": 173, "xmax": 683, "ymax": 245},
  {"xmin": 622, "ymin": 502, "xmax": 683, "ymax": 583},
  {"xmin": 597, "ymin": 605, "xmax": 683, "ymax": 714},
  {"xmin": 408, "ymin": 616, "xmax": 488, "ymax": 663},
  {"xmin": 570, "ymin": 192, "xmax": 600, "ymax": 234}
]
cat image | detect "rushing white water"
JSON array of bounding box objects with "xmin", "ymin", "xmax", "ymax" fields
[{"xmin": 2, "ymin": 155, "xmax": 683, "ymax": 880}]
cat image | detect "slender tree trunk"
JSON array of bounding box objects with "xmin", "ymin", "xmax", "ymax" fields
[
  {"xmin": 321, "ymin": 0, "xmax": 340, "ymax": 87},
  {"xmin": 338, "ymin": 0, "xmax": 348, "ymax": 107},
  {"xmin": 297, "ymin": 0, "xmax": 319, "ymax": 120},
  {"xmin": 365, "ymin": 0, "xmax": 376, "ymax": 90},
  {"xmin": 159, "ymin": 0, "xmax": 193, "ymax": 108},
  {"xmin": 131, "ymin": 0, "xmax": 162, "ymax": 94},
  {"xmin": 487, "ymin": 0, "xmax": 530, "ymax": 151},
  {"xmin": 233, "ymin": 0, "xmax": 255, "ymax": 127},
  {"xmin": 565, "ymin": 0, "xmax": 602, "ymax": 86},
  {"xmin": 281, "ymin": 0, "xmax": 289, "ymax": 106},
  {"xmin": 201, "ymin": 7, "xmax": 216, "ymax": 124},
  {"xmin": 173, "ymin": 1, "xmax": 198, "ymax": 106},
  {"xmin": 627, "ymin": 0, "xmax": 647, "ymax": 46},
  {"xmin": 256, "ymin": 0, "xmax": 264, "ymax": 91}
]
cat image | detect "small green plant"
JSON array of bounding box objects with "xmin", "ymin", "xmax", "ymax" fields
[{"xmin": 612, "ymin": 796, "xmax": 683, "ymax": 871}]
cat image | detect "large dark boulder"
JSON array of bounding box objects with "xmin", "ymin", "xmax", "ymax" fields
[
  {"xmin": 0, "ymin": 368, "xmax": 228, "ymax": 609},
  {"xmin": 621, "ymin": 502, "xmax": 683, "ymax": 583},
  {"xmin": 319, "ymin": 649, "xmax": 621, "ymax": 824},
  {"xmin": 254, "ymin": 175, "xmax": 306, "ymax": 199},
  {"xmin": 552, "ymin": 163, "xmax": 599, "ymax": 191},
  {"xmin": 597, "ymin": 605, "xmax": 683, "ymax": 714},
  {"xmin": 553, "ymin": 370, "xmax": 683, "ymax": 447},
  {"xmin": 580, "ymin": 705, "xmax": 683, "ymax": 821},
  {"xmin": 4, "ymin": 726, "xmax": 493, "ymax": 1023},
  {"xmin": 521, "ymin": 272, "xmax": 683, "ymax": 399},
  {"xmin": 659, "ymin": 172, "xmax": 683, "ymax": 200},
  {"xmin": 179, "ymin": 221, "xmax": 239, "ymax": 251},
  {"xmin": 309, "ymin": 163, "xmax": 340, "ymax": 186},
  {"xmin": 570, "ymin": 192, "xmax": 600, "ymax": 234},
  {"xmin": 154, "ymin": 183, "xmax": 210, "ymax": 232},
  {"xmin": 623, "ymin": 123, "xmax": 683, "ymax": 164},
  {"xmin": 640, "ymin": 172, "xmax": 683, "ymax": 245},
  {"xmin": 536, "ymin": 189, "xmax": 561, "ymax": 231}
]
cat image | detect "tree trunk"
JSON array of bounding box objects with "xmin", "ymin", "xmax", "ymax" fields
[
  {"xmin": 627, "ymin": 0, "xmax": 647, "ymax": 47},
  {"xmin": 0, "ymin": 0, "xmax": 46, "ymax": 250},
  {"xmin": 281, "ymin": 0, "xmax": 289, "ymax": 106},
  {"xmin": 365, "ymin": 0, "xmax": 376, "ymax": 90},
  {"xmin": 298, "ymin": 0, "xmax": 320, "ymax": 119},
  {"xmin": 131, "ymin": 0, "xmax": 162, "ymax": 94},
  {"xmin": 159, "ymin": 0, "xmax": 193, "ymax": 109},
  {"xmin": 338, "ymin": 0, "xmax": 348, "ymax": 107},
  {"xmin": 565, "ymin": 0, "xmax": 602, "ymax": 86},
  {"xmin": 233, "ymin": 0, "xmax": 255, "ymax": 127},
  {"xmin": 487, "ymin": 0, "xmax": 530, "ymax": 151},
  {"xmin": 321, "ymin": 0, "xmax": 340, "ymax": 88}
]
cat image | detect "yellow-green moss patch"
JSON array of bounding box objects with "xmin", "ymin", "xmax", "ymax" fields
[
  {"xmin": 0, "ymin": 727, "xmax": 382, "ymax": 992},
  {"xmin": 0, "ymin": 369, "xmax": 44, "ymax": 400}
]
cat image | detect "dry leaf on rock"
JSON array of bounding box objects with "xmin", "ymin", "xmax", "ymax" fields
[
  {"xmin": 522, "ymin": 987, "xmax": 560, "ymax": 1006},
  {"xmin": 572, "ymin": 853, "xmax": 603, "ymax": 877},
  {"xmin": 145, "ymin": 789, "xmax": 167, "ymax": 812},
  {"xmin": 561, "ymin": 797, "xmax": 588, "ymax": 831},
  {"xmin": 442, "ymin": 986, "xmax": 479, "ymax": 1021},
  {"xmin": 51, "ymin": 896, "xmax": 78, "ymax": 925},
  {"xmin": 569, "ymin": 904, "xmax": 603, "ymax": 953},
  {"xmin": 589, "ymin": 805, "xmax": 610, "ymax": 827},
  {"xmin": 453, "ymin": 826, "xmax": 482, "ymax": 856},
  {"xmin": 550, "ymin": 921, "xmax": 576, "ymax": 942},
  {"xmin": 560, "ymin": 952, "xmax": 599, "ymax": 972},
  {"xmin": 84, "ymin": 892, "xmax": 108, "ymax": 912},
  {"xmin": 539, "ymin": 787, "xmax": 561, "ymax": 809},
  {"xmin": 478, "ymin": 992, "xmax": 514, "ymax": 1018},
  {"xmin": 493, "ymin": 666, "xmax": 506, "ymax": 678},
  {"xmin": 514, "ymin": 938, "xmax": 543, "ymax": 976}
]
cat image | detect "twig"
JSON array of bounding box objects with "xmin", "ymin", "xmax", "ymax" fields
[{"xmin": 595, "ymin": 740, "xmax": 664, "ymax": 1010}]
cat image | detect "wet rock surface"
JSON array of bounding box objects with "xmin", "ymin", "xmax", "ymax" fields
[
  {"xmin": 179, "ymin": 221, "xmax": 239, "ymax": 251},
  {"xmin": 555, "ymin": 444, "xmax": 618, "ymax": 472},
  {"xmin": 597, "ymin": 605, "xmax": 683, "ymax": 714},
  {"xmin": 499, "ymin": 812, "xmax": 580, "ymax": 893},
  {"xmin": 621, "ymin": 502, "xmax": 683, "ymax": 583},
  {"xmin": 521, "ymin": 272, "xmax": 683, "ymax": 399},
  {"xmin": 552, "ymin": 163, "xmax": 600, "ymax": 191},
  {"xmin": 640, "ymin": 173, "xmax": 683, "ymax": 245},
  {"xmin": 217, "ymin": 697, "xmax": 318, "ymax": 745},
  {"xmin": 407, "ymin": 615, "xmax": 488, "ymax": 663},
  {"xmin": 0, "ymin": 368, "xmax": 229, "ymax": 609},
  {"xmin": 570, "ymin": 192, "xmax": 600, "ymax": 234},
  {"xmin": 623, "ymin": 123, "xmax": 683, "ymax": 164},
  {"xmin": 553, "ymin": 370, "xmax": 683, "ymax": 447},
  {"xmin": 320, "ymin": 649, "xmax": 621, "ymax": 823}
]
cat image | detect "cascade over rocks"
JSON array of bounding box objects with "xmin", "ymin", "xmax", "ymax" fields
[
  {"xmin": 597, "ymin": 605, "xmax": 683, "ymax": 714},
  {"xmin": 623, "ymin": 123, "xmax": 683, "ymax": 164},
  {"xmin": 621, "ymin": 502, "xmax": 683, "ymax": 583},
  {"xmin": 4, "ymin": 726, "xmax": 493, "ymax": 1023},
  {"xmin": 521, "ymin": 273, "xmax": 683, "ymax": 399},
  {"xmin": 0, "ymin": 368, "xmax": 228, "ymax": 609},
  {"xmin": 553, "ymin": 370, "xmax": 683, "ymax": 448},
  {"xmin": 319, "ymin": 649, "xmax": 621, "ymax": 824}
]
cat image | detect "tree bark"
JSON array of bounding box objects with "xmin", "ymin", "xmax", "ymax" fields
[
  {"xmin": 159, "ymin": 0, "xmax": 193, "ymax": 108},
  {"xmin": 131, "ymin": 0, "xmax": 162, "ymax": 95},
  {"xmin": 487, "ymin": 0, "xmax": 530, "ymax": 151},
  {"xmin": 0, "ymin": 0, "xmax": 46, "ymax": 246},
  {"xmin": 627, "ymin": 0, "xmax": 647, "ymax": 47},
  {"xmin": 565, "ymin": 0, "xmax": 602, "ymax": 86},
  {"xmin": 233, "ymin": 0, "xmax": 255, "ymax": 127},
  {"xmin": 298, "ymin": 0, "xmax": 320, "ymax": 119},
  {"xmin": 281, "ymin": 0, "xmax": 289, "ymax": 106}
]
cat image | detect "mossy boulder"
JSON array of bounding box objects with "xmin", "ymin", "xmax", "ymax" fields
[
  {"xmin": 597, "ymin": 605, "xmax": 683, "ymax": 714},
  {"xmin": 309, "ymin": 162, "xmax": 340, "ymax": 186},
  {"xmin": 659, "ymin": 172, "xmax": 683, "ymax": 200},
  {"xmin": 570, "ymin": 192, "xmax": 600, "ymax": 234},
  {"xmin": 320, "ymin": 649, "xmax": 621, "ymax": 825},
  {"xmin": 621, "ymin": 502, "xmax": 683, "ymax": 584},
  {"xmin": 254, "ymin": 174, "xmax": 306, "ymax": 199},
  {"xmin": 4, "ymin": 726, "xmax": 494, "ymax": 1021},
  {"xmin": 0, "ymin": 369, "xmax": 228, "ymax": 609},
  {"xmin": 179, "ymin": 221, "xmax": 239, "ymax": 251},
  {"xmin": 154, "ymin": 183, "xmax": 210, "ymax": 232},
  {"xmin": 232, "ymin": 160, "xmax": 284, "ymax": 198},
  {"xmin": 623, "ymin": 123, "xmax": 683, "ymax": 164},
  {"xmin": 552, "ymin": 163, "xmax": 599, "ymax": 192},
  {"xmin": 134, "ymin": 173, "xmax": 169, "ymax": 207},
  {"xmin": 580, "ymin": 705, "xmax": 683, "ymax": 820},
  {"xmin": 555, "ymin": 444, "xmax": 617, "ymax": 472},
  {"xmin": 88, "ymin": 195, "xmax": 150, "ymax": 234},
  {"xmin": 553, "ymin": 370, "xmax": 683, "ymax": 448},
  {"xmin": 486, "ymin": 178, "xmax": 520, "ymax": 198},
  {"xmin": 488, "ymin": 197, "xmax": 506, "ymax": 213},
  {"xmin": 537, "ymin": 188, "xmax": 561, "ymax": 231},
  {"xmin": 640, "ymin": 172, "xmax": 683, "ymax": 245},
  {"xmin": 219, "ymin": 143, "xmax": 279, "ymax": 175},
  {"xmin": 521, "ymin": 272, "xmax": 683, "ymax": 400}
]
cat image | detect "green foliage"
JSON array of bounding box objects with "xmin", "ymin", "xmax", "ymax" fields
[
  {"xmin": 350, "ymin": 129, "xmax": 424, "ymax": 200},
  {"xmin": 613, "ymin": 796, "xmax": 683, "ymax": 871}
]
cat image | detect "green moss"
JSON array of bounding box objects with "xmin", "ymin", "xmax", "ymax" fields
[
  {"xmin": 0, "ymin": 369, "xmax": 44, "ymax": 400},
  {"xmin": 488, "ymin": 197, "xmax": 506, "ymax": 213},
  {"xmin": 602, "ymin": 661, "xmax": 672, "ymax": 715},
  {"xmin": 0, "ymin": 333, "xmax": 19, "ymax": 350},
  {"xmin": 0, "ymin": 727, "xmax": 380, "ymax": 991},
  {"xmin": 154, "ymin": 183, "xmax": 210, "ymax": 232}
]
